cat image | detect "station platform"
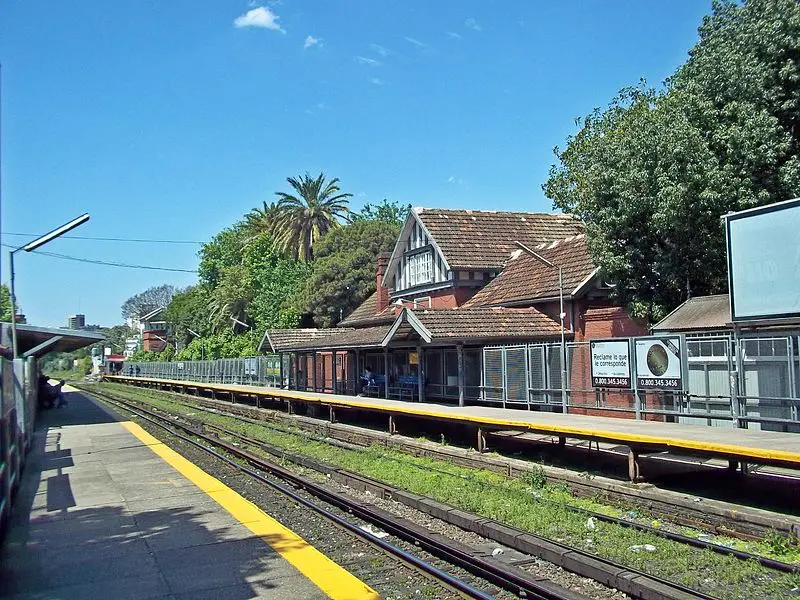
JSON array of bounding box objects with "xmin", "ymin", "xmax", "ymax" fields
[
  {"xmin": 0, "ymin": 387, "xmax": 377, "ymax": 600},
  {"xmin": 107, "ymin": 375, "xmax": 800, "ymax": 480}
]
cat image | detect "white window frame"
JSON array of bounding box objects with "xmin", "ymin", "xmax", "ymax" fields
[{"xmin": 407, "ymin": 251, "xmax": 433, "ymax": 287}]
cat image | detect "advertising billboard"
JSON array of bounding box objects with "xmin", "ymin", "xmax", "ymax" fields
[
  {"xmin": 726, "ymin": 197, "xmax": 800, "ymax": 322},
  {"xmin": 589, "ymin": 339, "xmax": 631, "ymax": 388},
  {"xmin": 634, "ymin": 335, "xmax": 684, "ymax": 390}
]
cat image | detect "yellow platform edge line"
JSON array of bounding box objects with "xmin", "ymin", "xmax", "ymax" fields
[
  {"xmin": 108, "ymin": 376, "xmax": 800, "ymax": 465},
  {"xmin": 120, "ymin": 420, "xmax": 379, "ymax": 600}
]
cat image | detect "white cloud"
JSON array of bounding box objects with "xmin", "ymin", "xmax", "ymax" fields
[
  {"xmin": 465, "ymin": 18, "xmax": 481, "ymax": 31},
  {"xmin": 447, "ymin": 175, "xmax": 464, "ymax": 185},
  {"xmin": 403, "ymin": 36, "xmax": 428, "ymax": 49},
  {"xmin": 370, "ymin": 44, "xmax": 393, "ymax": 57},
  {"xmin": 234, "ymin": 7, "xmax": 284, "ymax": 32},
  {"xmin": 369, "ymin": 77, "xmax": 384, "ymax": 86},
  {"xmin": 356, "ymin": 56, "xmax": 381, "ymax": 66},
  {"xmin": 446, "ymin": 31, "xmax": 463, "ymax": 40},
  {"xmin": 304, "ymin": 35, "xmax": 320, "ymax": 49}
]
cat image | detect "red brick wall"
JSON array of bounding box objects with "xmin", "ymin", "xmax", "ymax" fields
[
  {"xmin": 142, "ymin": 331, "xmax": 167, "ymax": 352},
  {"xmin": 403, "ymin": 286, "xmax": 478, "ymax": 309},
  {"xmin": 569, "ymin": 303, "xmax": 647, "ymax": 419}
]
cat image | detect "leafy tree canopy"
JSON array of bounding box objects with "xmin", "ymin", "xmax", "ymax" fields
[
  {"xmin": 0, "ymin": 284, "xmax": 14, "ymax": 322},
  {"xmin": 165, "ymin": 285, "xmax": 213, "ymax": 348},
  {"xmin": 296, "ymin": 219, "xmax": 400, "ymax": 327},
  {"xmin": 351, "ymin": 199, "xmax": 411, "ymax": 227},
  {"xmin": 121, "ymin": 284, "xmax": 176, "ymax": 320},
  {"xmin": 544, "ymin": 0, "xmax": 800, "ymax": 321}
]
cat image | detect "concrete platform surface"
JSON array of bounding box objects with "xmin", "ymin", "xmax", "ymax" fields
[{"xmin": 0, "ymin": 389, "xmax": 376, "ymax": 600}]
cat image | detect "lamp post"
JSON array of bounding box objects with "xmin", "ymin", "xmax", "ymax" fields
[
  {"xmin": 9, "ymin": 213, "xmax": 90, "ymax": 358},
  {"xmin": 187, "ymin": 328, "xmax": 203, "ymax": 361},
  {"xmin": 516, "ymin": 241, "xmax": 569, "ymax": 414},
  {"xmin": 229, "ymin": 316, "xmax": 251, "ymax": 331}
]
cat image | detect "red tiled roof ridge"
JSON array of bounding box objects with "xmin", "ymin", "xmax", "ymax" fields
[
  {"xmin": 533, "ymin": 232, "xmax": 586, "ymax": 251},
  {"xmin": 416, "ymin": 207, "xmax": 579, "ymax": 218}
]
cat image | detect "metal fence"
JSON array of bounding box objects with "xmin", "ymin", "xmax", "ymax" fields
[
  {"xmin": 481, "ymin": 334, "xmax": 800, "ymax": 432},
  {"xmin": 123, "ymin": 356, "xmax": 283, "ymax": 387}
]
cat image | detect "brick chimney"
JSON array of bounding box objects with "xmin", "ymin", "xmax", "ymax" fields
[{"xmin": 376, "ymin": 252, "xmax": 392, "ymax": 313}]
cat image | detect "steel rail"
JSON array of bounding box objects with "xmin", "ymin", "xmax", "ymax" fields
[
  {"xmin": 90, "ymin": 388, "xmax": 583, "ymax": 600},
  {"xmin": 86, "ymin": 386, "xmax": 725, "ymax": 600},
  {"xmin": 115, "ymin": 383, "xmax": 799, "ymax": 575}
]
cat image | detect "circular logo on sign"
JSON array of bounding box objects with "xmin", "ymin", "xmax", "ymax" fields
[{"xmin": 646, "ymin": 344, "xmax": 669, "ymax": 377}]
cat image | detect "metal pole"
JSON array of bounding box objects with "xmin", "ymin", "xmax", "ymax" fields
[
  {"xmin": 559, "ymin": 266, "xmax": 568, "ymax": 414},
  {"xmin": 9, "ymin": 249, "xmax": 18, "ymax": 358}
]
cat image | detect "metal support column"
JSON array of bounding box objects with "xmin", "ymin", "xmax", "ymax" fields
[
  {"xmin": 332, "ymin": 350, "xmax": 337, "ymax": 394},
  {"xmin": 417, "ymin": 344, "xmax": 425, "ymax": 403},
  {"xmin": 312, "ymin": 352, "xmax": 318, "ymax": 393},
  {"xmin": 383, "ymin": 349, "xmax": 390, "ymax": 398},
  {"xmin": 457, "ymin": 343, "xmax": 465, "ymax": 407}
]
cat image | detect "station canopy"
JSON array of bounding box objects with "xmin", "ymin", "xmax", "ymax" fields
[{"xmin": 0, "ymin": 323, "xmax": 105, "ymax": 359}]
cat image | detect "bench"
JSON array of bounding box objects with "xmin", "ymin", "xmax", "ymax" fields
[
  {"xmin": 390, "ymin": 375, "xmax": 419, "ymax": 401},
  {"xmin": 363, "ymin": 374, "xmax": 386, "ymax": 397}
]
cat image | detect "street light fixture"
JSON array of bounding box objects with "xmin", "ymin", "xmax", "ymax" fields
[
  {"xmin": 229, "ymin": 316, "xmax": 251, "ymax": 331},
  {"xmin": 187, "ymin": 328, "xmax": 204, "ymax": 361},
  {"xmin": 516, "ymin": 241, "xmax": 569, "ymax": 414},
  {"xmin": 10, "ymin": 213, "xmax": 90, "ymax": 358}
]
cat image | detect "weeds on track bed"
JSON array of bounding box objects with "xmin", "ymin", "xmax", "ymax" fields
[{"xmin": 98, "ymin": 383, "xmax": 800, "ymax": 600}]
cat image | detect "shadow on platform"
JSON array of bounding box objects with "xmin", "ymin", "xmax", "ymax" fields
[{"xmin": 0, "ymin": 390, "xmax": 299, "ymax": 600}]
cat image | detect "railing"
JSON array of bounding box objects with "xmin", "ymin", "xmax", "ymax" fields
[{"xmin": 123, "ymin": 356, "xmax": 283, "ymax": 388}]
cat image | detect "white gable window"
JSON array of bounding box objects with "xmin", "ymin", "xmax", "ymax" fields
[{"xmin": 407, "ymin": 250, "xmax": 433, "ymax": 287}]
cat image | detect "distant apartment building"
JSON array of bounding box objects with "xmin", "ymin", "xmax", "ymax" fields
[{"xmin": 67, "ymin": 314, "xmax": 86, "ymax": 329}]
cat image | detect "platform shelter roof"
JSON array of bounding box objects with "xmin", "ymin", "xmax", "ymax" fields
[
  {"xmin": 0, "ymin": 323, "xmax": 105, "ymax": 358},
  {"xmin": 652, "ymin": 295, "xmax": 732, "ymax": 333}
]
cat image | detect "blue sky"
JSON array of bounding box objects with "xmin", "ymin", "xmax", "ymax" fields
[{"xmin": 0, "ymin": 1, "xmax": 711, "ymax": 328}]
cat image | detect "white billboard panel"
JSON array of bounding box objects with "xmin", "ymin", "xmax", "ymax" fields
[
  {"xmin": 634, "ymin": 335, "xmax": 684, "ymax": 390},
  {"xmin": 589, "ymin": 339, "xmax": 631, "ymax": 388},
  {"xmin": 726, "ymin": 198, "xmax": 800, "ymax": 322}
]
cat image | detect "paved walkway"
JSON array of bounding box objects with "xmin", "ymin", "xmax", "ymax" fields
[{"xmin": 0, "ymin": 388, "xmax": 375, "ymax": 600}]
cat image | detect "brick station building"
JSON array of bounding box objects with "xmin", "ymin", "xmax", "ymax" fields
[{"xmin": 262, "ymin": 208, "xmax": 645, "ymax": 412}]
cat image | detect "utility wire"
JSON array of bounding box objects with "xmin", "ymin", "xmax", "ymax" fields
[
  {"xmin": 1, "ymin": 232, "xmax": 203, "ymax": 244},
  {"xmin": 0, "ymin": 243, "xmax": 198, "ymax": 273}
]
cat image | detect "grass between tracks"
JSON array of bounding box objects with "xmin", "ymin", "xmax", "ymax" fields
[{"xmin": 96, "ymin": 382, "xmax": 800, "ymax": 600}]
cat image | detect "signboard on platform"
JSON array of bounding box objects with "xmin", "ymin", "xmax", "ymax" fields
[
  {"xmin": 634, "ymin": 335, "xmax": 684, "ymax": 390},
  {"xmin": 589, "ymin": 339, "xmax": 631, "ymax": 388},
  {"xmin": 725, "ymin": 197, "xmax": 800, "ymax": 322}
]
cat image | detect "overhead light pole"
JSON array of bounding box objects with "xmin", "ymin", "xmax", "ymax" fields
[
  {"xmin": 10, "ymin": 213, "xmax": 90, "ymax": 358},
  {"xmin": 516, "ymin": 241, "xmax": 568, "ymax": 414},
  {"xmin": 187, "ymin": 328, "xmax": 203, "ymax": 361},
  {"xmin": 230, "ymin": 316, "xmax": 251, "ymax": 331}
]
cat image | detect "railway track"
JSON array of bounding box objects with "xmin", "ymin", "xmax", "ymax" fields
[
  {"xmin": 87, "ymin": 386, "xmax": 596, "ymax": 600},
  {"xmin": 133, "ymin": 382, "xmax": 800, "ymax": 542},
  {"xmin": 83, "ymin": 385, "xmax": 737, "ymax": 600}
]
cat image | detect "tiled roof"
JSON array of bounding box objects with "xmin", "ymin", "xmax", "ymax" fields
[
  {"xmin": 652, "ymin": 295, "xmax": 731, "ymax": 332},
  {"xmin": 338, "ymin": 292, "xmax": 397, "ymax": 327},
  {"xmin": 388, "ymin": 307, "xmax": 562, "ymax": 344},
  {"xmin": 416, "ymin": 208, "xmax": 584, "ymax": 269},
  {"xmin": 267, "ymin": 325, "xmax": 391, "ymax": 352},
  {"xmin": 465, "ymin": 235, "xmax": 598, "ymax": 307},
  {"xmin": 264, "ymin": 328, "xmax": 350, "ymax": 353}
]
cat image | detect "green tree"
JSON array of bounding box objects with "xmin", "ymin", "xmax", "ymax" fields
[
  {"xmin": 544, "ymin": 0, "xmax": 800, "ymax": 321},
  {"xmin": 0, "ymin": 284, "xmax": 14, "ymax": 322},
  {"xmin": 351, "ymin": 199, "xmax": 411, "ymax": 227},
  {"xmin": 296, "ymin": 219, "xmax": 400, "ymax": 327},
  {"xmin": 165, "ymin": 286, "xmax": 213, "ymax": 348},
  {"xmin": 272, "ymin": 172, "xmax": 352, "ymax": 261},
  {"xmin": 121, "ymin": 284, "xmax": 176, "ymax": 320}
]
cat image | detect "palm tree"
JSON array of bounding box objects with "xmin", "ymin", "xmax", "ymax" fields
[
  {"xmin": 272, "ymin": 172, "xmax": 352, "ymax": 261},
  {"xmin": 244, "ymin": 201, "xmax": 279, "ymax": 237}
]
